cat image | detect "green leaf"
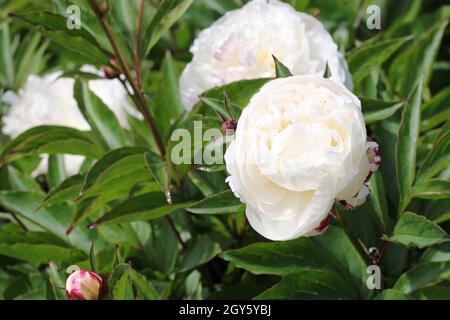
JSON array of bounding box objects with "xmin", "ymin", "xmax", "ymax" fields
[
  {"xmin": 89, "ymin": 242, "xmax": 96, "ymax": 273},
  {"xmin": 223, "ymin": 237, "xmax": 328, "ymax": 276},
  {"xmin": 419, "ymin": 242, "xmax": 450, "ymax": 263},
  {"xmin": 413, "ymin": 179, "xmax": 450, "ymax": 199},
  {"xmin": 143, "ymin": 219, "xmax": 180, "ymax": 275},
  {"xmin": 153, "ymin": 51, "xmax": 185, "ymax": 140},
  {"xmin": 389, "ymin": 212, "xmax": 448, "ymax": 249},
  {"xmin": 1, "ymin": 23, "xmax": 14, "ymax": 87},
  {"xmin": 141, "ymin": 0, "xmax": 194, "ymax": 57},
  {"xmin": 347, "ymin": 36, "xmax": 411, "ymax": 84},
  {"xmin": 46, "ymin": 262, "xmax": 66, "ymax": 300},
  {"xmin": 389, "ymin": 20, "xmax": 448, "ymax": 97},
  {"xmin": 0, "ymin": 191, "xmax": 91, "ymax": 253},
  {"xmin": 421, "ymin": 88, "xmax": 450, "ymax": 132},
  {"xmin": 41, "ymin": 174, "xmax": 84, "ymax": 207},
  {"xmin": 256, "ymin": 270, "xmax": 357, "ymax": 300},
  {"xmin": 197, "ymin": 78, "xmax": 271, "ymax": 115},
  {"xmin": 186, "ymin": 190, "xmax": 242, "ymax": 214},
  {"xmin": 79, "ymin": 147, "xmax": 150, "ymax": 198},
  {"xmin": 415, "ymin": 127, "xmax": 450, "ymax": 183},
  {"xmin": 90, "ymin": 192, "xmax": 190, "ymax": 227},
  {"xmin": 396, "ymin": 80, "xmax": 423, "ymax": 213},
  {"xmin": 374, "ymin": 289, "xmax": 411, "ymax": 300},
  {"xmin": 323, "ymin": 61, "xmax": 331, "ymax": 78},
  {"xmin": 224, "ymin": 226, "xmax": 369, "ymax": 298},
  {"xmin": 1, "ymin": 126, "xmax": 103, "ymax": 164},
  {"xmin": 273, "ymin": 55, "xmax": 292, "ymax": 78},
  {"xmin": 9, "ymin": 11, "xmax": 101, "ymax": 48},
  {"xmin": 14, "ymin": 33, "xmax": 49, "ymax": 90},
  {"xmin": 178, "ymin": 235, "xmax": 221, "ymax": 272},
  {"xmin": 368, "ymin": 171, "xmax": 391, "ymax": 231},
  {"xmin": 412, "ymin": 286, "xmax": 450, "ymax": 300},
  {"xmin": 144, "ymin": 151, "xmax": 169, "ymax": 192},
  {"xmin": 5, "ymin": 166, "xmax": 43, "ymax": 194},
  {"xmin": 128, "ymin": 268, "xmax": 160, "ymax": 300},
  {"xmin": 10, "ymin": 12, "xmax": 108, "ymax": 65},
  {"xmin": 47, "ymin": 154, "xmax": 66, "ymax": 189},
  {"xmin": 0, "ymin": 243, "xmax": 84, "ymax": 264},
  {"xmin": 74, "ymin": 80, "xmax": 126, "ymax": 149},
  {"xmin": 393, "ymin": 262, "xmax": 450, "ymax": 294},
  {"xmin": 360, "ymin": 97, "xmax": 404, "ymax": 124},
  {"xmin": 112, "ymin": 268, "xmax": 134, "ymax": 300}
]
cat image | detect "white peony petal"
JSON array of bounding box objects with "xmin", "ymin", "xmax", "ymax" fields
[{"xmin": 179, "ymin": 0, "xmax": 352, "ymax": 110}]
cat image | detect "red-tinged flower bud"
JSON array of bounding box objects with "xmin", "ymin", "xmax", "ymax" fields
[
  {"xmin": 102, "ymin": 65, "xmax": 120, "ymax": 79},
  {"xmin": 65, "ymin": 270, "xmax": 104, "ymax": 300},
  {"xmin": 97, "ymin": 1, "xmax": 109, "ymax": 16},
  {"xmin": 222, "ymin": 119, "xmax": 237, "ymax": 134}
]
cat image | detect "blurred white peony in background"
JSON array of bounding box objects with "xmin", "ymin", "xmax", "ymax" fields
[
  {"xmin": 224, "ymin": 75, "xmax": 378, "ymax": 241},
  {"xmin": 1, "ymin": 66, "xmax": 140, "ymax": 176},
  {"xmin": 179, "ymin": 0, "xmax": 352, "ymax": 110}
]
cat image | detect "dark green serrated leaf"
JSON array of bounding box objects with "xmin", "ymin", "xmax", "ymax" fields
[{"xmin": 389, "ymin": 212, "xmax": 448, "ymax": 248}]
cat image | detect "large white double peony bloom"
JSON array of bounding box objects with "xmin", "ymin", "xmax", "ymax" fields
[
  {"xmin": 1, "ymin": 67, "xmax": 139, "ymax": 176},
  {"xmin": 181, "ymin": 0, "xmax": 376, "ymax": 240},
  {"xmin": 225, "ymin": 76, "xmax": 377, "ymax": 241},
  {"xmin": 179, "ymin": 0, "xmax": 352, "ymax": 110}
]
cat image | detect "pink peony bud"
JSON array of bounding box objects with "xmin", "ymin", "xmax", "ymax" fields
[{"xmin": 65, "ymin": 270, "xmax": 104, "ymax": 300}]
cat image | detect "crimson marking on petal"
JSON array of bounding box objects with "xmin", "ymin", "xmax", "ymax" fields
[{"xmin": 314, "ymin": 216, "xmax": 330, "ymax": 233}]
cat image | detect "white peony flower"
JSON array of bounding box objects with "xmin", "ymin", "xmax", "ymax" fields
[
  {"xmin": 224, "ymin": 75, "xmax": 377, "ymax": 241},
  {"xmin": 1, "ymin": 67, "xmax": 140, "ymax": 176},
  {"xmin": 180, "ymin": 0, "xmax": 352, "ymax": 110}
]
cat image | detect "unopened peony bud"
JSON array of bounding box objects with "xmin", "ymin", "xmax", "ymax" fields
[
  {"xmin": 65, "ymin": 270, "xmax": 104, "ymax": 300},
  {"xmin": 222, "ymin": 119, "xmax": 237, "ymax": 134},
  {"xmin": 102, "ymin": 65, "xmax": 120, "ymax": 79},
  {"xmin": 97, "ymin": 1, "xmax": 109, "ymax": 16}
]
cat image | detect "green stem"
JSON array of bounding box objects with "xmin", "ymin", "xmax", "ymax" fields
[
  {"xmin": 165, "ymin": 216, "xmax": 187, "ymax": 250},
  {"xmin": 87, "ymin": 0, "xmax": 166, "ymax": 159}
]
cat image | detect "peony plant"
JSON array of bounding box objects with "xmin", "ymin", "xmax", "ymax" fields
[{"xmin": 0, "ymin": 0, "xmax": 448, "ymax": 301}]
